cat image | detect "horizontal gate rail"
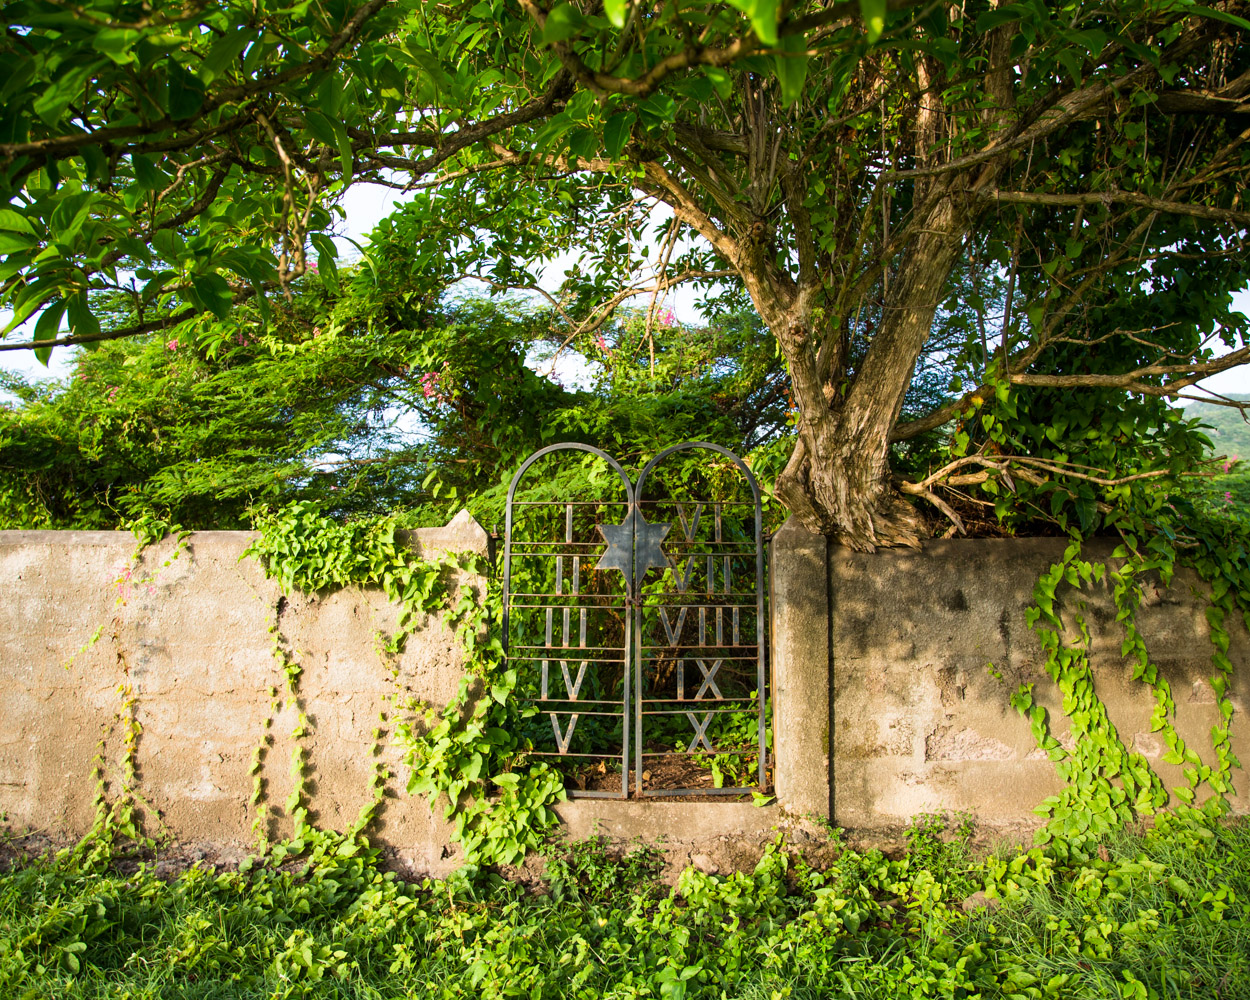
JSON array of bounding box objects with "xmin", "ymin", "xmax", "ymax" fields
[{"xmin": 503, "ymin": 441, "xmax": 769, "ymax": 800}]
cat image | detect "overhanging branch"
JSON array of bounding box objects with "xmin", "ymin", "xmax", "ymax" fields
[{"xmin": 977, "ymin": 188, "xmax": 1250, "ymax": 227}]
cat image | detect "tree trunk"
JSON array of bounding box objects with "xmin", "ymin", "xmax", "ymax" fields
[{"xmin": 770, "ymin": 203, "xmax": 965, "ymax": 551}]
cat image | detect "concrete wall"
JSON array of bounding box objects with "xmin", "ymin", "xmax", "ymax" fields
[
  {"xmin": 0, "ymin": 515, "xmax": 489, "ymax": 871},
  {"xmin": 0, "ymin": 516, "xmax": 783, "ymax": 869},
  {"xmin": 2, "ymin": 518, "xmax": 1246, "ymax": 865},
  {"xmin": 768, "ymin": 523, "xmax": 1250, "ymax": 832}
]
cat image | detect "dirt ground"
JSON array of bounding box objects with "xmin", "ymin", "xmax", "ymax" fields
[{"xmin": 0, "ymin": 815, "xmax": 1042, "ymax": 888}]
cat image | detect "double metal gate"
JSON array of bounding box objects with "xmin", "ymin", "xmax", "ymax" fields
[{"xmin": 502, "ymin": 442, "xmax": 768, "ymax": 798}]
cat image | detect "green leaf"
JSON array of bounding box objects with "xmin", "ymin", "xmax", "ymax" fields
[
  {"xmin": 542, "ymin": 4, "xmax": 588, "ymax": 44},
  {"xmin": 32, "ymin": 297, "xmax": 66, "ymax": 346},
  {"xmin": 131, "ymin": 154, "xmax": 163, "ymax": 191},
  {"xmin": 0, "ymin": 209, "xmax": 36, "ymax": 235},
  {"xmin": 603, "ymin": 111, "xmax": 636, "ymax": 158},
  {"xmin": 704, "ymin": 67, "xmax": 734, "ymax": 101},
  {"xmin": 1189, "ymin": 4, "xmax": 1250, "ymax": 31},
  {"xmin": 33, "ymin": 68, "xmax": 88, "ymax": 126},
  {"xmin": 200, "ymin": 27, "xmax": 254, "ymax": 83},
  {"xmin": 92, "ymin": 27, "xmax": 141, "ymax": 65},
  {"xmin": 859, "ymin": 0, "xmax": 886, "ymax": 41},
  {"xmin": 604, "ymin": 0, "xmax": 627, "ymax": 28},
  {"xmin": 0, "ymin": 232, "xmax": 37, "ymax": 254},
  {"xmin": 975, "ymin": 8, "xmax": 1022, "ymax": 31},
  {"xmin": 0, "ymin": 287, "xmax": 49, "ymax": 336},
  {"xmin": 191, "ymin": 272, "xmax": 234, "ymax": 320},
  {"xmin": 310, "ymin": 232, "xmax": 340, "ymax": 289},
  {"xmin": 774, "ymin": 33, "xmax": 809, "ymax": 106},
  {"xmin": 165, "ymin": 60, "xmax": 207, "ymax": 120},
  {"xmin": 332, "ymin": 116, "xmax": 353, "ymax": 181}
]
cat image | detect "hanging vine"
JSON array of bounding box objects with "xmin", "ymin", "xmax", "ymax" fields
[
  {"xmin": 1007, "ymin": 517, "xmax": 1247, "ymax": 852},
  {"xmin": 242, "ymin": 502, "xmax": 566, "ymax": 866}
]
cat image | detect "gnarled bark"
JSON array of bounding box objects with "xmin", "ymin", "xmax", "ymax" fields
[{"xmin": 768, "ymin": 198, "xmax": 966, "ymax": 551}]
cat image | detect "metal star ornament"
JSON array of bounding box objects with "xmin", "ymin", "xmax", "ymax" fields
[
  {"xmin": 595, "ymin": 520, "xmax": 634, "ymax": 579},
  {"xmin": 631, "ymin": 513, "xmax": 671, "ymax": 586},
  {"xmin": 595, "ymin": 511, "xmax": 671, "ymax": 588}
]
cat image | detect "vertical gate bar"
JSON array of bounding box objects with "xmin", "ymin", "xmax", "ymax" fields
[
  {"xmin": 755, "ymin": 484, "xmax": 767, "ymax": 788},
  {"xmin": 630, "ymin": 501, "xmax": 642, "ymax": 798},
  {"xmin": 572, "ymin": 523, "xmax": 586, "ymax": 648},
  {"xmin": 562, "ymin": 503, "xmax": 572, "ymax": 647},
  {"xmin": 502, "ymin": 504, "xmax": 512, "ymax": 662},
  {"xmin": 542, "ymin": 606, "xmax": 552, "ymax": 699},
  {"xmin": 622, "ymin": 581, "xmax": 632, "ymax": 799}
]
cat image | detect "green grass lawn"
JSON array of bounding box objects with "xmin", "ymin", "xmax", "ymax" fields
[{"xmin": 1, "ymin": 816, "xmax": 1247, "ymax": 999}]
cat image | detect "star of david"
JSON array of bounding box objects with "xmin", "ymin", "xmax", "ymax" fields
[{"xmin": 595, "ymin": 512, "xmax": 671, "ymax": 587}]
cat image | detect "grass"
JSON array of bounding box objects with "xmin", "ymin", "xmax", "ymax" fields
[{"xmin": 0, "ymin": 814, "xmax": 1247, "ymax": 999}]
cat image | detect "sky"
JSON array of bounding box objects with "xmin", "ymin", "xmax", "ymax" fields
[{"xmin": 3, "ymin": 179, "xmax": 1249, "ymax": 400}]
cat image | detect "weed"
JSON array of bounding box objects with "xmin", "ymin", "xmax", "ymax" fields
[
  {"xmin": 540, "ymin": 835, "xmax": 665, "ymax": 905},
  {"xmin": 1, "ymin": 817, "xmax": 1246, "ymax": 999}
]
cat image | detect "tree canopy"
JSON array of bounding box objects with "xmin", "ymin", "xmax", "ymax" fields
[
  {"xmin": 3, "ymin": 0, "xmax": 1250, "ymax": 545},
  {"xmin": 0, "ymin": 273, "xmax": 790, "ymax": 529}
]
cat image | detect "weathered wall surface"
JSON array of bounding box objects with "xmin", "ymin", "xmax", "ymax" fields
[
  {"xmin": 0, "ymin": 515, "xmax": 488, "ymax": 871},
  {"xmin": 3, "ymin": 519, "xmax": 1247, "ymax": 865},
  {"xmin": 820, "ymin": 533, "xmax": 1250, "ymax": 830},
  {"xmin": 0, "ymin": 519, "xmax": 784, "ymax": 870}
]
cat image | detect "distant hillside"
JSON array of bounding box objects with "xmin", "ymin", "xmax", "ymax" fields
[{"xmin": 1184, "ymin": 394, "xmax": 1250, "ymax": 461}]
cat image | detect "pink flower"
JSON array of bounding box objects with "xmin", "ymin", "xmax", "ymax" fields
[
  {"xmin": 308, "ymin": 261, "xmax": 318, "ymax": 273},
  {"xmin": 660, "ymin": 309, "xmax": 676, "ymax": 327},
  {"xmin": 165, "ymin": 339, "xmax": 179, "ymax": 352},
  {"xmin": 107, "ymin": 387, "xmax": 118, "ymax": 401},
  {"xmin": 77, "ymin": 374, "xmax": 88, "ymax": 382},
  {"xmin": 1226, "ymin": 491, "xmax": 1233, "ymax": 503}
]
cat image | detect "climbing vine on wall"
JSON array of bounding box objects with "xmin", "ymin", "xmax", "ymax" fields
[
  {"xmin": 1007, "ymin": 514, "xmax": 1248, "ymax": 851},
  {"xmin": 68, "ymin": 515, "xmax": 190, "ymax": 866},
  {"xmin": 242, "ymin": 502, "xmax": 566, "ymax": 866},
  {"xmin": 61, "ymin": 499, "xmax": 1250, "ymax": 870}
]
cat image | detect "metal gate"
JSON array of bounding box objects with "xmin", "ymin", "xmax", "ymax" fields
[{"xmin": 502, "ymin": 442, "xmax": 767, "ymax": 799}]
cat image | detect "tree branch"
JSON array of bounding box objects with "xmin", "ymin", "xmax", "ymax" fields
[
  {"xmin": 0, "ymin": 0, "xmax": 392, "ymax": 163},
  {"xmin": 976, "ymin": 187, "xmax": 1250, "ymax": 227}
]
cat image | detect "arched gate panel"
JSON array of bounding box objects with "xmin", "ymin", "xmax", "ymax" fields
[{"xmin": 503, "ymin": 442, "xmax": 769, "ymax": 799}]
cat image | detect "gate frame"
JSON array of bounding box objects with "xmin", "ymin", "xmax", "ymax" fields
[
  {"xmin": 633, "ymin": 441, "xmax": 768, "ymax": 796},
  {"xmin": 502, "ymin": 441, "xmax": 768, "ymax": 799}
]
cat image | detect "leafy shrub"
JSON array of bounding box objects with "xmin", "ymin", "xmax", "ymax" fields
[{"xmin": 2, "ymin": 816, "xmax": 1247, "ymax": 999}]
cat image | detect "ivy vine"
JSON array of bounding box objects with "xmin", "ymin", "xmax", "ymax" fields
[
  {"xmin": 1007, "ymin": 520, "xmax": 1246, "ymax": 852},
  {"xmin": 242, "ymin": 502, "xmax": 566, "ymax": 866},
  {"xmin": 61, "ymin": 492, "xmax": 1249, "ymax": 872}
]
